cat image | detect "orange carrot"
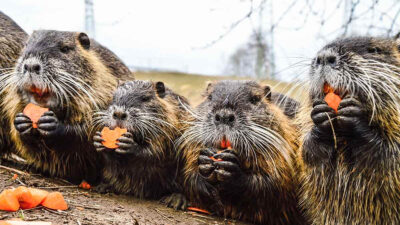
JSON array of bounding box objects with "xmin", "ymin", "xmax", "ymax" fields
[
  {"xmin": 13, "ymin": 187, "xmax": 34, "ymax": 210},
  {"xmin": 20, "ymin": 188, "xmax": 48, "ymax": 209},
  {"xmin": 79, "ymin": 181, "xmax": 91, "ymax": 190},
  {"xmin": 0, "ymin": 189, "xmax": 19, "ymax": 212},
  {"xmin": 187, "ymin": 206, "xmax": 211, "ymax": 215},
  {"xmin": 23, "ymin": 103, "xmax": 49, "ymax": 129},
  {"xmin": 11, "ymin": 174, "xmax": 18, "ymax": 180},
  {"xmin": 100, "ymin": 127, "xmax": 128, "ymax": 149},
  {"xmin": 220, "ymin": 138, "xmax": 231, "ymax": 149},
  {"xmin": 323, "ymin": 84, "xmax": 342, "ymax": 113},
  {"xmin": 41, "ymin": 192, "xmax": 68, "ymax": 211}
]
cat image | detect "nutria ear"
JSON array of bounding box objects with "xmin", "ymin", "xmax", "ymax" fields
[
  {"xmin": 263, "ymin": 85, "xmax": 272, "ymax": 100},
  {"xmin": 205, "ymin": 81, "xmax": 214, "ymax": 93},
  {"xmin": 155, "ymin": 81, "xmax": 166, "ymax": 98},
  {"xmin": 78, "ymin": 32, "xmax": 90, "ymax": 50}
]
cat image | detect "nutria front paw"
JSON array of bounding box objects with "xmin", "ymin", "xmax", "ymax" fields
[
  {"xmin": 37, "ymin": 111, "xmax": 59, "ymax": 137},
  {"xmin": 337, "ymin": 97, "xmax": 366, "ymax": 132},
  {"xmin": 161, "ymin": 193, "xmax": 188, "ymax": 211},
  {"xmin": 94, "ymin": 182, "xmax": 114, "ymax": 194},
  {"xmin": 311, "ymin": 99, "xmax": 337, "ymax": 134},
  {"xmin": 115, "ymin": 132, "xmax": 137, "ymax": 154},
  {"xmin": 213, "ymin": 151, "xmax": 243, "ymax": 184},
  {"xmin": 14, "ymin": 113, "xmax": 33, "ymax": 136},
  {"xmin": 93, "ymin": 131, "xmax": 106, "ymax": 152},
  {"xmin": 198, "ymin": 148, "xmax": 217, "ymax": 183}
]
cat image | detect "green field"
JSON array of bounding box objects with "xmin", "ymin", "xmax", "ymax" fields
[{"xmin": 135, "ymin": 71, "xmax": 307, "ymax": 106}]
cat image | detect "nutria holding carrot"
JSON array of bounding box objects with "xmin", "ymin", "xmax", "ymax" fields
[
  {"xmin": 92, "ymin": 80, "xmax": 190, "ymax": 210},
  {"xmin": 2, "ymin": 30, "xmax": 133, "ymax": 184},
  {"xmin": 298, "ymin": 36, "xmax": 400, "ymax": 224},
  {"xmin": 0, "ymin": 11, "xmax": 28, "ymax": 159},
  {"xmin": 178, "ymin": 80, "xmax": 306, "ymax": 224}
]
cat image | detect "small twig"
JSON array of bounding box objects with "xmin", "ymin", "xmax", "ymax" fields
[
  {"xmin": 15, "ymin": 178, "xmax": 26, "ymax": 186},
  {"xmin": 35, "ymin": 185, "xmax": 77, "ymax": 189},
  {"xmin": 325, "ymin": 112, "xmax": 337, "ymax": 150},
  {"xmin": 154, "ymin": 208, "xmax": 173, "ymax": 222},
  {"xmin": 70, "ymin": 203, "xmax": 100, "ymax": 210},
  {"xmin": 0, "ymin": 214, "xmax": 9, "ymax": 220},
  {"xmin": 0, "ymin": 165, "xmax": 30, "ymax": 176},
  {"xmin": 43, "ymin": 208, "xmax": 67, "ymax": 216}
]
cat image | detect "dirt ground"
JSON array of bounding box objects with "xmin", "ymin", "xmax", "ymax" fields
[{"xmin": 0, "ymin": 161, "xmax": 248, "ymax": 225}]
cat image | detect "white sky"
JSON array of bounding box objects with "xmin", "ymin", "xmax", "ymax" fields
[{"xmin": 2, "ymin": 0, "xmax": 400, "ymax": 80}]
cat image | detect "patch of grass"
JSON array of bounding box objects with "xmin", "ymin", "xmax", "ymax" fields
[{"xmin": 135, "ymin": 71, "xmax": 307, "ymax": 106}]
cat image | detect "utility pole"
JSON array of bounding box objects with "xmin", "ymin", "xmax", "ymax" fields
[{"xmin": 84, "ymin": 0, "xmax": 96, "ymax": 39}]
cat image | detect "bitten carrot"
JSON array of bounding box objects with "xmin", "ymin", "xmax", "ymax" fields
[
  {"xmin": 187, "ymin": 206, "xmax": 211, "ymax": 215},
  {"xmin": 220, "ymin": 138, "xmax": 231, "ymax": 149},
  {"xmin": 323, "ymin": 84, "xmax": 342, "ymax": 113},
  {"xmin": 101, "ymin": 127, "xmax": 128, "ymax": 149},
  {"xmin": 41, "ymin": 192, "xmax": 68, "ymax": 211},
  {"xmin": 11, "ymin": 174, "xmax": 18, "ymax": 180},
  {"xmin": 13, "ymin": 187, "xmax": 34, "ymax": 210},
  {"xmin": 0, "ymin": 190, "xmax": 19, "ymax": 212},
  {"xmin": 23, "ymin": 103, "xmax": 49, "ymax": 128}
]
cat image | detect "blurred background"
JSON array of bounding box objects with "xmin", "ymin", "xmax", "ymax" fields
[{"xmin": 3, "ymin": 0, "xmax": 400, "ymax": 103}]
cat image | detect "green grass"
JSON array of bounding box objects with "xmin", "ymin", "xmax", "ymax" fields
[{"xmin": 135, "ymin": 71, "xmax": 306, "ymax": 106}]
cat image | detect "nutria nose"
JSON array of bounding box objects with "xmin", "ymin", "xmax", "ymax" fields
[
  {"xmin": 316, "ymin": 53, "xmax": 337, "ymax": 67},
  {"xmin": 24, "ymin": 63, "xmax": 41, "ymax": 74},
  {"xmin": 215, "ymin": 112, "xmax": 235, "ymax": 125},
  {"xmin": 113, "ymin": 110, "xmax": 127, "ymax": 120}
]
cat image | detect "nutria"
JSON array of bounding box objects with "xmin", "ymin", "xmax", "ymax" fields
[
  {"xmin": 2, "ymin": 30, "xmax": 132, "ymax": 184},
  {"xmin": 298, "ymin": 36, "xmax": 400, "ymax": 224},
  {"xmin": 92, "ymin": 80, "xmax": 189, "ymax": 209},
  {"xmin": 179, "ymin": 80, "xmax": 306, "ymax": 224},
  {"xmin": 0, "ymin": 11, "xmax": 28, "ymax": 159}
]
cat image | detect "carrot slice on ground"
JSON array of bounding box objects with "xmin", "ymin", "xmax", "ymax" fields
[
  {"xmin": 187, "ymin": 207, "xmax": 211, "ymax": 215},
  {"xmin": 0, "ymin": 221, "xmax": 12, "ymax": 225},
  {"xmin": 101, "ymin": 127, "xmax": 128, "ymax": 149},
  {"xmin": 19, "ymin": 188, "xmax": 48, "ymax": 210},
  {"xmin": 324, "ymin": 92, "xmax": 341, "ymax": 113},
  {"xmin": 13, "ymin": 187, "xmax": 34, "ymax": 210},
  {"xmin": 41, "ymin": 192, "xmax": 68, "ymax": 211},
  {"xmin": 0, "ymin": 189, "xmax": 19, "ymax": 212},
  {"xmin": 79, "ymin": 181, "xmax": 91, "ymax": 190},
  {"xmin": 23, "ymin": 103, "xmax": 49, "ymax": 129}
]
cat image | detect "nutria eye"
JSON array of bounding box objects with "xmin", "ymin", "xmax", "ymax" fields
[
  {"xmin": 367, "ymin": 47, "xmax": 382, "ymax": 54},
  {"xmin": 250, "ymin": 95, "xmax": 261, "ymax": 104},
  {"xmin": 141, "ymin": 96, "xmax": 151, "ymax": 102},
  {"xmin": 60, "ymin": 46, "xmax": 72, "ymax": 54}
]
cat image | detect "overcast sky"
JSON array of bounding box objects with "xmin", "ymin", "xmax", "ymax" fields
[{"xmin": 2, "ymin": 0, "xmax": 400, "ymax": 80}]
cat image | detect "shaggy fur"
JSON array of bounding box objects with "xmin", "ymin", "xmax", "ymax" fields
[
  {"xmin": 2, "ymin": 30, "xmax": 132, "ymax": 184},
  {"xmin": 179, "ymin": 80, "xmax": 306, "ymax": 224},
  {"xmin": 0, "ymin": 11, "xmax": 28, "ymax": 158},
  {"xmin": 298, "ymin": 36, "xmax": 400, "ymax": 224}
]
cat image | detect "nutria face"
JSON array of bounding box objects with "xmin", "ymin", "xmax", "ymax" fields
[
  {"xmin": 94, "ymin": 80, "xmax": 170, "ymax": 144},
  {"xmin": 182, "ymin": 80, "xmax": 288, "ymax": 158},
  {"xmin": 309, "ymin": 37, "xmax": 400, "ymax": 117},
  {"xmin": 12, "ymin": 30, "xmax": 94, "ymax": 110}
]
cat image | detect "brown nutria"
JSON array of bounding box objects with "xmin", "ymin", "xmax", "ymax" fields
[
  {"xmin": 92, "ymin": 80, "xmax": 189, "ymax": 209},
  {"xmin": 0, "ymin": 11, "xmax": 28, "ymax": 159},
  {"xmin": 2, "ymin": 30, "xmax": 133, "ymax": 184},
  {"xmin": 179, "ymin": 80, "xmax": 306, "ymax": 224},
  {"xmin": 298, "ymin": 36, "xmax": 400, "ymax": 224}
]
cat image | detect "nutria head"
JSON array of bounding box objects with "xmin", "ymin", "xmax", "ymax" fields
[
  {"xmin": 309, "ymin": 36, "xmax": 400, "ymax": 126},
  {"xmin": 94, "ymin": 80, "xmax": 177, "ymax": 147},
  {"xmin": 180, "ymin": 80, "xmax": 293, "ymax": 162},
  {"xmin": 9, "ymin": 30, "xmax": 98, "ymax": 110}
]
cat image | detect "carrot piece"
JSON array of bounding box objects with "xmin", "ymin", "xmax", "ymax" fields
[
  {"xmin": 11, "ymin": 174, "xmax": 18, "ymax": 180},
  {"xmin": 324, "ymin": 92, "xmax": 341, "ymax": 113},
  {"xmin": 13, "ymin": 186, "xmax": 34, "ymax": 210},
  {"xmin": 79, "ymin": 181, "xmax": 91, "ymax": 190},
  {"xmin": 323, "ymin": 83, "xmax": 335, "ymax": 94},
  {"xmin": 100, "ymin": 127, "xmax": 128, "ymax": 149},
  {"xmin": 0, "ymin": 221, "xmax": 12, "ymax": 225},
  {"xmin": 20, "ymin": 188, "xmax": 48, "ymax": 209},
  {"xmin": 187, "ymin": 207, "xmax": 211, "ymax": 215},
  {"xmin": 41, "ymin": 192, "xmax": 68, "ymax": 210},
  {"xmin": 0, "ymin": 189, "xmax": 20, "ymax": 212},
  {"xmin": 220, "ymin": 138, "xmax": 231, "ymax": 149},
  {"xmin": 23, "ymin": 103, "xmax": 49, "ymax": 129}
]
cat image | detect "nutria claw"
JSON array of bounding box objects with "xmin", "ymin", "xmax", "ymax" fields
[
  {"xmin": 311, "ymin": 99, "xmax": 337, "ymax": 132},
  {"xmin": 337, "ymin": 98, "xmax": 365, "ymax": 130},
  {"xmin": 161, "ymin": 193, "xmax": 188, "ymax": 211},
  {"xmin": 198, "ymin": 148, "xmax": 216, "ymax": 178},
  {"xmin": 213, "ymin": 152, "xmax": 242, "ymax": 182},
  {"xmin": 14, "ymin": 113, "xmax": 33, "ymax": 135},
  {"xmin": 37, "ymin": 111, "xmax": 59, "ymax": 137},
  {"xmin": 93, "ymin": 131, "xmax": 105, "ymax": 152},
  {"xmin": 115, "ymin": 132, "xmax": 137, "ymax": 154}
]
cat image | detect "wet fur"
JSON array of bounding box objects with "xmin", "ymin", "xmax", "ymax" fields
[
  {"xmin": 2, "ymin": 30, "xmax": 132, "ymax": 184},
  {"xmin": 179, "ymin": 80, "xmax": 306, "ymax": 224},
  {"xmin": 93, "ymin": 80, "xmax": 189, "ymax": 200},
  {"xmin": 297, "ymin": 36, "xmax": 400, "ymax": 224}
]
